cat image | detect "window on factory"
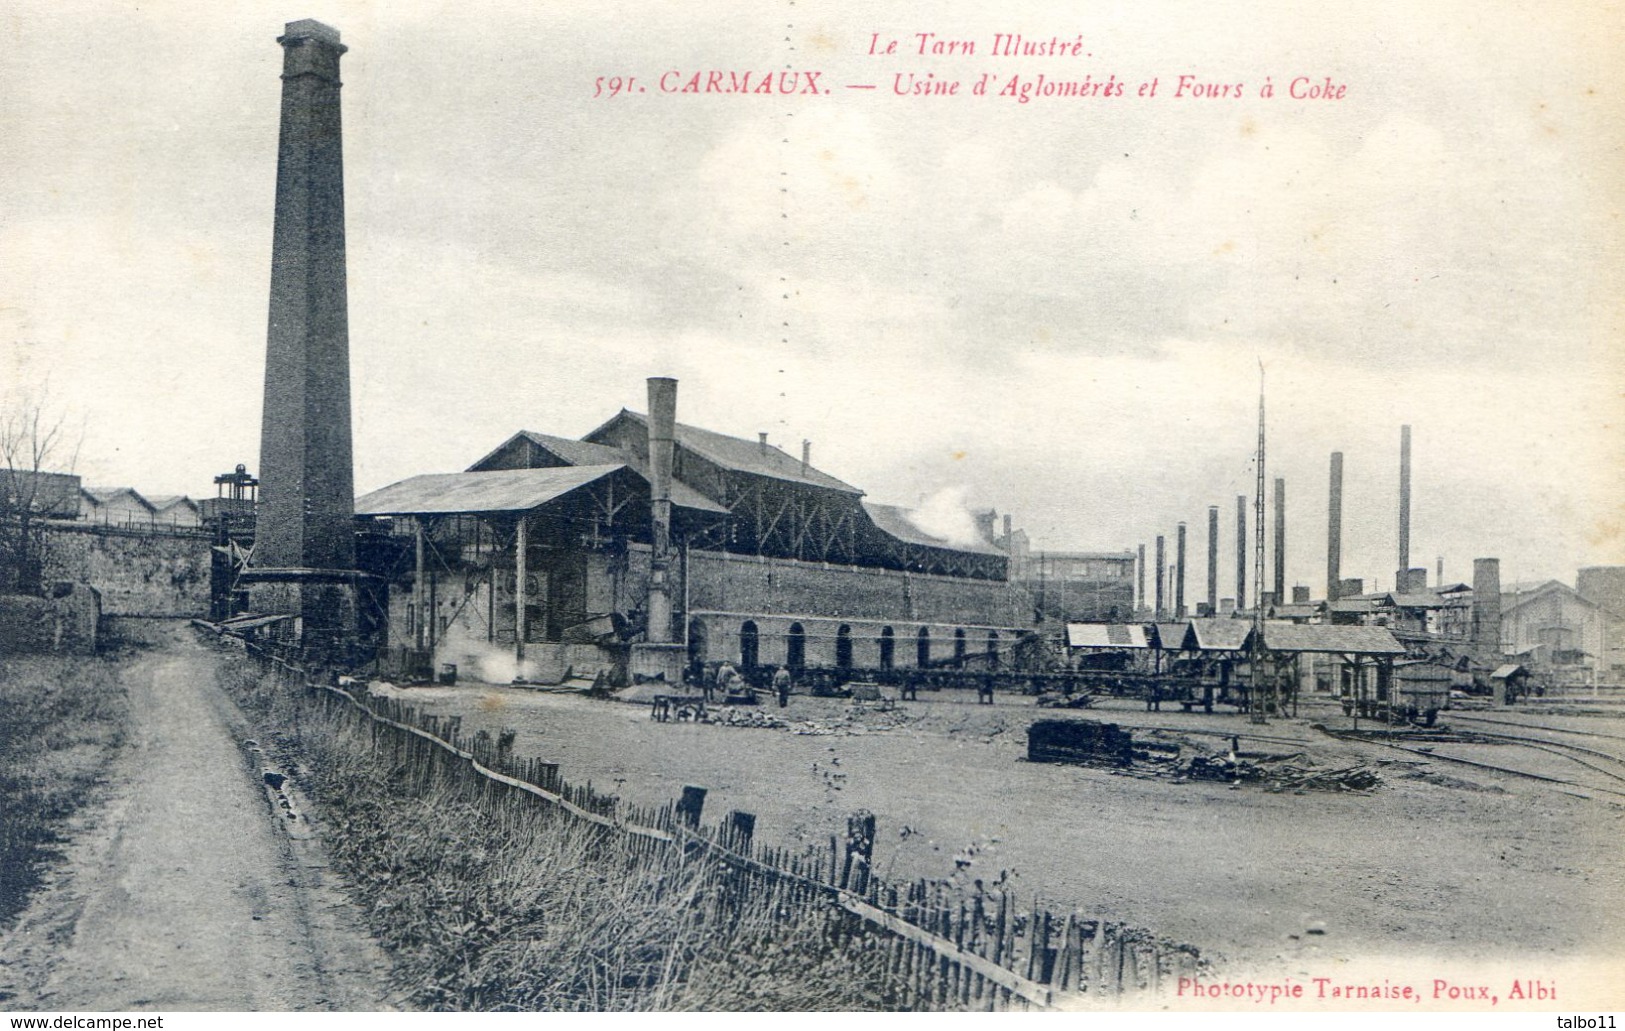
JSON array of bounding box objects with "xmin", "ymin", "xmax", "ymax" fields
[
  {"xmin": 836, "ymin": 625, "xmax": 853, "ymax": 668},
  {"xmin": 879, "ymin": 626, "xmax": 895, "ymax": 670},
  {"xmin": 917, "ymin": 626, "xmax": 931, "ymax": 667},
  {"xmin": 740, "ymin": 621, "xmax": 759, "ymax": 670},
  {"xmin": 787, "ymin": 623, "xmax": 806, "ymax": 670}
]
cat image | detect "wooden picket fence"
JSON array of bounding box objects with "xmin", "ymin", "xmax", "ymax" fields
[{"xmin": 233, "ymin": 637, "xmax": 1205, "ymax": 1010}]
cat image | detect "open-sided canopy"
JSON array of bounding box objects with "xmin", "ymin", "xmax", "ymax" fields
[{"xmin": 356, "ymin": 466, "xmax": 727, "ymax": 517}]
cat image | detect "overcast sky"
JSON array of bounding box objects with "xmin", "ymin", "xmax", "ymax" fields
[{"xmin": 3, "ymin": 0, "xmax": 1621, "ymax": 597}]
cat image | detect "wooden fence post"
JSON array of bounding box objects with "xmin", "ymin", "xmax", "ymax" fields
[
  {"xmin": 676, "ymin": 785, "xmax": 707, "ymax": 828},
  {"xmin": 841, "ymin": 810, "xmax": 876, "ymax": 892}
]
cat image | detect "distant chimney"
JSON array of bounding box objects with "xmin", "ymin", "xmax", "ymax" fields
[
  {"xmin": 1293, "ymin": 585, "xmax": 1310, "ymax": 604},
  {"xmin": 1220, "ymin": 597, "xmax": 1235, "ymax": 614},
  {"xmin": 1437, "ymin": 556, "xmax": 1444, "ymax": 588},
  {"xmin": 1273, "ymin": 477, "xmax": 1286, "ymax": 601},
  {"xmin": 1175, "ymin": 522, "xmax": 1188, "ymax": 619},
  {"xmin": 801, "ymin": 439, "xmax": 810, "ymax": 474},
  {"xmin": 1398, "ymin": 425, "xmax": 1412, "ymax": 572},
  {"xmin": 1155, "ymin": 535, "xmax": 1167, "ymax": 620},
  {"xmin": 1339, "ymin": 578, "xmax": 1364, "ymax": 599},
  {"xmin": 646, "ymin": 377, "xmax": 678, "ymax": 644},
  {"xmin": 1327, "ymin": 451, "xmax": 1344, "ymax": 602},
  {"xmin": 1235, "ymin": 495, "xmax": 1247, "ymax": 611},
  {"xmin": 758, "ymin": 432, "xmax": 768, "ymax": 454},
  {"xmin": 1137, "ymin": 543, "xmax": 1147, "ymax": 613},
  {"xmin": 1472, "ymin": 558, "xmax": 1503, "ymax": 656},
  {"xmin": 1202, "ymin": 506, "xmax": 1217, "ymax": 617}
]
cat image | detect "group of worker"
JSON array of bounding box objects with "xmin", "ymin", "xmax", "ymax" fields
[{"xmin": 701, "ymin": 661, "xmax": 793, "ymax": 707}]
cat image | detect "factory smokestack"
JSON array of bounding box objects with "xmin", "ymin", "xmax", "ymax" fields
[
  {"xmin": 1175, "ymin": 522, "xmax": 1187, "ymax": 619},
  {"xmin": 801, "ymin": 439, "xmax": 810, "ymax": 475},
  {"xmin": 1399, "ymin": 425, "xmax": 1412, "ymax": 573},
  {"xmin": 1327, "ymin": 451, "xmax": 1344, "ymax": 602},
  {"xmin": 1206, "ymin": 506, "xmax": 1219, "ymax": 616},
  {"xmin": 247, "ymin": 20, "xmax": 357, "ymax": 654},
  {"xmin": 1472, "ymin": 558, "xmax": 1502, "ymax": 657},
  {"xmin": 1273, "ymin": 477, "xmax": 1286, "ymax": 601},
  {"xmin": 646, "ymin": 377, "xmax": 678, "ymax": 644},
  {"xmin": 1155, "ymin": 535, "xmax": 1166, "ymax": 620},
  {"xmin": 1235, "ymin": 495, "xmax": 1247, "ymax": 612},
  {"xmin": 1137, "ymin": 543, "xmax": 1147, "ymax": 615}
]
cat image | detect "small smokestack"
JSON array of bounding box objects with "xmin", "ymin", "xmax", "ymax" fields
[
  {"xmin": 1175, "ymin": 522, "xmax": 1188, "ymax": 619},
  {"xmin": 1206, "ymin": 506, "xmax": 1219, "ymax": 615},
  {"xmin": 1399, "ymin": 424, "xmax": 1412, "ymax": 572},
  {"xmin": 646, "ymin": 377, "xmax": 678, "ymax": 644},
  {"xmin": 1137, "ymin": 543, "xmax": 1147, "ymax": 614},
  {"xmin": 1154, "ymin": 535, "xmax": 1166, "ymax": 620},
  {"xmin": 1273, "ymin": 477, "xmax": 1286, "ymax": 601},
  {"xmin": 1293, "ymin": 585, "xmax": 1310, "ymax": 605},
  {"xmin": 801, "ymin": 439, "xmax": 810, "ymax": 474},
  {"xmin": 1235, "ymin": 495, "xmax": 1247, "ymax": 611},
  {"xmin": 1328, "ymin": 451, "xmax": 1344, "ymax": 602},
  {"xmin": 1003, "ymin": 513, "xmax": 1012, "ymax": 545},
  {"xmin": 1472, "ymin": 558, "xmax": 1503, "ymax": 656},
  {"xmin": 1437, "ymin": 556, "xmax": 1443, "ymax": 588}
]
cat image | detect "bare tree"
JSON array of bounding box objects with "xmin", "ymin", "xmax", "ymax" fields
[{"xmin": 0, "ymin": 384, "xmax": 81, "ymax": 595}]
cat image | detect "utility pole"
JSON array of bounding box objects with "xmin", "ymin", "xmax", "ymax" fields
[{"xmin": 1251, "ymin": 363, "xmax": 1268, "ymax": 725}]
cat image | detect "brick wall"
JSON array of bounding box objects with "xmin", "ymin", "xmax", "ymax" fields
[{"xmin": 41, "ymin": 523, "xmax": 212, "ymax": 617}]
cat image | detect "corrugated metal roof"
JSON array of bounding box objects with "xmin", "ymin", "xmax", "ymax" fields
[
  {"xmin": 1188, "ymin": 618, "xmax": 1252, "ymax": 652},
  {"xmin": 601, "ymin": 411, "xmax": 863, "ymax": 495},
  {"xmin": 1066, "ymin": 623, "xmax": 1149, "ymax": 649},
  {"xmin": 1385, "ymin": 592, "xmax": 1444, "ymax": 608},
  {"xmin": 357, "ymin": 466, "xmax": 727, "ymax": 517},
  {"xmin": 1491, "ymin": 664, "xmax": 1528, "ymax": 679},
  {"xmin": 1261, "ymin": 623, "xmax": 1407, "ymax": 655},
  {"xmin": 356, "ymin": 466, "xmax": 623, "ymax": 516},
  {"xmin": 1327, "ymin": 596, "xmax": 1377, "ymax": 613},
  {"xmin": 862, "ymin": 501, "xmax": 1007, "ymax": 557},
  {"xmin": 1270, "ymin": 604, "xmax": 1320, "ymax": 619}
]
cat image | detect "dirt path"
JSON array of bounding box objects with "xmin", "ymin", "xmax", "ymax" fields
[{"xmin": 0, "ymin": 627, "xmax": 389, "ymax": 1010}]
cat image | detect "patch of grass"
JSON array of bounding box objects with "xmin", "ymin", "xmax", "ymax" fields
[
  {"xmin": 0, "ymin": 654, "xmax": 128, "ymax": 929},
  {"xmin": 223, "ymin": 653, "xmax": 912, "ymax": 1011}
]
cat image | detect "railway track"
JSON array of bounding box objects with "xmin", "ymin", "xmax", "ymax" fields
[{"xmin": 1321, "ymin": 724, "xmax": 1625, "ymax": 801}]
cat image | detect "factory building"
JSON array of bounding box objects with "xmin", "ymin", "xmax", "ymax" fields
[{"xmin": 355, "ymin": 379, "xmax": 1048, "ymax": 683}]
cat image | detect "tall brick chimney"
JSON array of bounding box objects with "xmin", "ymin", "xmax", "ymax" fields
[
  {"xmin": 1175, "ymin": 522, "xmax": 1187, "ymax": 619},
  {"xmin": 1273, "ymin": 477, "xmax": 1286, "ymax": 601},
  {"xmin": 1472, "ymin": 558, "xmax": 1503, "ymax": 657},
  {"xmin": 1206, "ymin": 506, "xmax": 1219, "ymax": 616},
  {"xmin": 645, "ymin": 377, "xmax": 677, "ymax": 644},
  {"xmin": 246, "ymin": 20, "xmax": 358, "ymax": 653},
  {"xmin": 1327, "ymin": 451, "xmax": 1344, "ymax": 602},
  {"xmin": 1154, "ymin": 535, "xmax": 1166, "ymax": 620},
  {"xmin": 1235, "ymin": 495, "xmax": 1247, "ymax": 612}
]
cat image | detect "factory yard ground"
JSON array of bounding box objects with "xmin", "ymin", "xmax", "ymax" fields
[{"xmin": 380, "ymin": 677, "xmax": 1625, "ymax": 985}]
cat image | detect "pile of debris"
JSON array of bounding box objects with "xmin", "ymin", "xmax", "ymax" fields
[
  {"xmin": 698, "ymin": 707, "xmax": 790, "ymax": 730},
  {"xmin": 1170, "ymin": 752, "xmax": 1381, "ymax": 792}
]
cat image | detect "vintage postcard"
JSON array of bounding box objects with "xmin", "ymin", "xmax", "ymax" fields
[{"xmin": 1, "ymin": 0, "xmax": 1620, "ymax": 1020}]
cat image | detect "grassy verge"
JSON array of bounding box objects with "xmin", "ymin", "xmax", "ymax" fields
[
  {"xmin": 222, "ymin": 650, "xmax": 911, "ymax": 1011},
  {"xmin": 0, "ymin": 653, "xmax": 128, "ymax": 930}
]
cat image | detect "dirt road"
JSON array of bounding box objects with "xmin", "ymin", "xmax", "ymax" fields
[{"xmin": 0, "ymin": 626, "xmax": 388, "ymax": 1010}]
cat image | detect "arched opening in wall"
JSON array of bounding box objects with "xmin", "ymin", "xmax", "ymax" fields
[
  {"xmin": 740, "ymin": 621, "xmax": 759, "ymax": 670},
  {"xmin": 878, "ymin": 626, "xmax": 895, "ymax": 670},
  {"xmin": 835, "ymin": 624, "xmax": 853, "ymax": 668},
  {"xmin": 954, "ymin": 628, "xmax": 967, "ymax": 664},
  {"xmin": 787, "ymin": 623, "xmax": 806, "ymax": 670},
  {"xmin": 916, "ymin": 626, "xmax": 931, "ymax": 667},
  {"xmin": 986, "ymin": 630, "xmax": 1000, "ymax": 669},
  {"xmin": 687, "ymin": 619, "xmax": 707, "ymax": 672}
]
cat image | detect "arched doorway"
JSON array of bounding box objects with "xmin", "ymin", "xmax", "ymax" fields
[
  {"xmin": 835, "ymin": 624, "xmax": 853, "ymax": 669},
  {"xmin": 954, "ymin": 628, "xmax": 967, "ymax": 664},
  {"xmin": 986, "ymin": 630, "xmax": 1000, "ymax": 669},
  {"xmin": 740, "ymin": 621, "xmax": 759, "ymax": 670},
  {"xmin": 916, "ymin": 627, "xmax": 931, "ymax": 667},
  {"xmin": 878, "ymin": 626, "xmax": 895, "ymax": 670},
  {"xmin": 787, "ymin": 622, "xmax": 806, "ymax": 670}
]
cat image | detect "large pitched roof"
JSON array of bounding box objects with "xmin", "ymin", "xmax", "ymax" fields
[
  {"xmin": 356, "ymin": 466, "xmax": 727, "ymax": 517},
  {"xmin": 1186, "ymin": 618, "xmax": 1253, "ymax": 652},
  {"xmin": 1261, "ymin": 623, "xmax": 1407, "ymax": 655},
  {"xmin": 470, "ymin": 430, "xmax": 625, "ymax": 471},
  {"xmin": 592, "ymin": 410, "xmax": 863, "ymax": 495},
  {"xmin": 1066, "ymin": 623, "xmax": 1149, "ymax": 649},
  {"xmin": 862, "ymin": 501, "xmax": 1007, "ymax": 557}
]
